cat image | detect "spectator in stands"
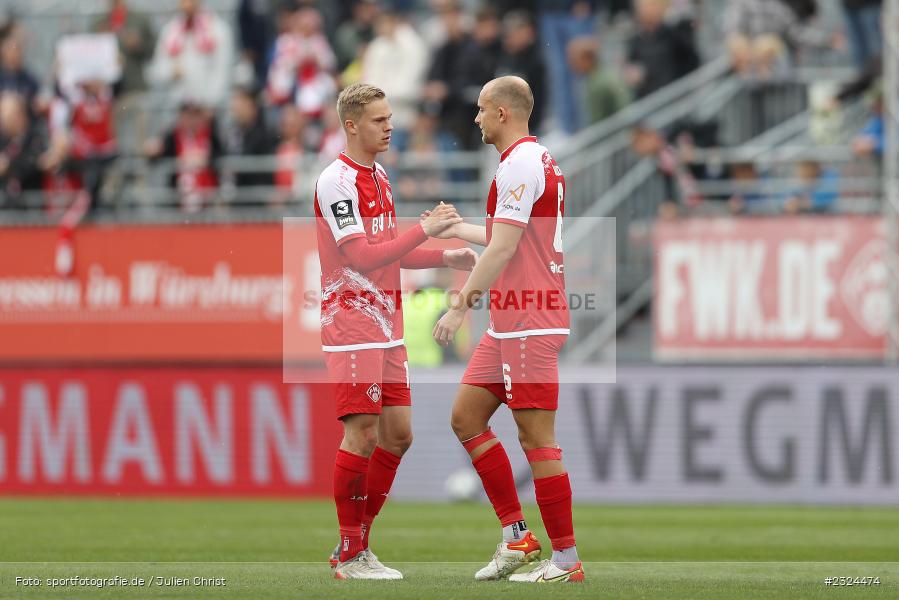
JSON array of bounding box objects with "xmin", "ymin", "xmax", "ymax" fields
[
  {"xmin": 144, "ymin": 100, "xmax": 224, "ymax": 213},
  {"xmin": 273, "ymin": 104, "xmax": 305, "ymax": 206},
  {"xmin": 237, "ymin": 0, "xmax": 277, "ymax": 86},
  {"xmin": 468, "ymin": 7, "xmax": 503, "ymax": 89},
  {"xmin": 852, "ymin": 104, "xmax": 883, "ymax": 158},
  {"xmin": 724, "ymin": 0, "xmax": 841, "ymax": 78},
  {"xmin": 423, "ymin": 1, "xmax": 482, "ymax": 150},
  {"xmin": 318, "ymin": 103, "xmax": 346, "ymax": 160},
  {"xmin": 92, "ymin": 0, "xmax": 155, "ymax": 95},
  {"xmin": 783, "ymin": 159, "xmax": 839, "ymax": 213},
  {"xmin": 424, "ymin": 7, "xmax": 503, "ymax": 150},
  {"xmin": 43, "ymin": 80, "xmax": 118, "ymax": 213},
  {"xmin": 0, "ymin": 27, "xmax": 39, "ymax": 109},
  {"xmin": 69, "ymin": 81, "xmax": 118, "ymax": 211},
  {"xmin": 419, "ymin": 0, "xmax": 473, "ymax": 51},
  {"xmin": 396, "ymin": 110, "xmax": 445, "ymax": 202},
  {"xmin": 40, "ymin": 98, "xmax": 73, "ymax": 202},
  {"xmin": 226, "ymin": 87, "xmax": 275, "ymax": 191},
  {"xmin": 491, "ymin": 0, "xmax": 538, "ymax": 17},
  {"xmin": 625, "ymin": 0, "xmax": 699, "ymax": 98},
  {"xmin": 149, "ymin": 0, "xmax": 234, "ymax": 108},
  {"xmin": 363, "ymin": 9, "xmax": 430, "ymax": 151},
  {"xmin": 567, "ymin": 36, "xmax": 630, "ymax": 126},
  {"xmin": 726, "ymin": 28, "xmax": 788, "ymax": 78},
  {"xmin": 537, "ymin": 0, "xmax": 599, "ymax": 134},
  {"xmin": 496, "ymin": 10, "xmax": 546, "ymax": 130},
  {"xmin": 0, "ymin": 93, "xmax": 45, "ymax": 207},
  {"xmin": 841, "ymin": 0, "xmax": 880, "ymax": 69},
  {"xmin": 267, "ymin": 6, "xmax": 336, "ymax": 122},
  {"xmin": 333, "ymin": 0, "xmax": 379, "ymax": 72},
  {"xmin": 631, "ymin": 119, "xmax": 717, "ymax": 217},
  {"xmin": 836, "ymin": 55, "xmax": 880, "ymax": 105},
  {"xmin": 92, "ymin": 0, "xmax": 156, "ymax": 156},
  {"xmin": 339, "ymin": 41, "xmax": 367, "ymax": 88},
  {"xmin": 727, "ymin": 162, "xmax": 768, "ymax": 214}
]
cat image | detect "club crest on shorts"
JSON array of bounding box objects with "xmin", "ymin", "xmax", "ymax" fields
[{"xmin": 366, "ymin": 383, "xmax": 382, "ymax": 403}]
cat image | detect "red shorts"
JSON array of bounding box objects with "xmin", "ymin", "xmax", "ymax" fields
[
  {"xmin": 324, "ymin": 344, "xmax": 411, "ymax": 420},
  {"xmin": 461, "ymin": 333, "xmax": 566, "ymax": 410}
]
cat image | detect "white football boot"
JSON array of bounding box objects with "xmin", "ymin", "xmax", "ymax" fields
[
  {"xmin": 508, "ymin": 559, "xmax": 585, "ymax": 583},
  {"xmin": 474, "ymin": 531, "xmax": 542, "ymax": 580},
  {"xmin": 364, "ymin": 549, "xmax": 403, "ymax": 579},
  {"xmin": 333, "ymin": 551, "xmax": 401, "ymax": 580}
]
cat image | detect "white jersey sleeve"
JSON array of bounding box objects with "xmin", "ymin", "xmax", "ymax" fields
[
  {"xmin": 316, "ymin": 168, "xmax": 365, "ymax": 245},
  {"xmin": 493, "ymin": 146, "xmax": 546, "ymax": 227}
]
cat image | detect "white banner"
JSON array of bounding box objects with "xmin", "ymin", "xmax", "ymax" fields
[{"xmin": 56, "ymin": 34, "xmax": 121, "ymax": 89}]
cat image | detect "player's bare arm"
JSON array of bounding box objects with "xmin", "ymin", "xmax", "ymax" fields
[
  {"xmin": 433, "ymin": 222, "xmax": 524, "ymax": 346},
  {"xmin": 438, "ymin": 222, "xmax": 488, "ymax": 247}
]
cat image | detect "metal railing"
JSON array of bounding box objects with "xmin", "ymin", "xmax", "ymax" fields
[
  {"xmin": 558, "ymin": 65, "xmax": 865, "ymax": 362},
  {"xmin": 0, "ymin": 149, "xmax": 490, "ymax": 225}
]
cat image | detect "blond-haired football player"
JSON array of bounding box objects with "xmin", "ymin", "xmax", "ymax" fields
[{"xmin": 315, "ymin": 83, "xmax": 476, "ymax": 580}]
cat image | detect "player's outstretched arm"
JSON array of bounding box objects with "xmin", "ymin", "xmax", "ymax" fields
[
  {"xmin": 420, "ymin": 204, "xmax": 487, "ymax": 246},
  {"xmin": 444, "ymin": 222, "xmax": 488, "ymax": 246},
  {"xmin": 339, "ymin": 204, "xmax": 461, "ymax": 272},
  {"xmin": 433, "ymin": 222, "xmax": 523, "ymax": 346}
]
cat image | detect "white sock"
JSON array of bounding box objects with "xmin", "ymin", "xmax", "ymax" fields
[
  {"xmin": 551, "ymin": 546, "xmax": 579, "ymax": 570},
  {"xmin": 502, "ymin": 519, "xmax": 528, "ymax": 543}
]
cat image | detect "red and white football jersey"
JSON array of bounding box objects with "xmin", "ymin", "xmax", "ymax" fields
[
  {"xmin": 314, "ymin": 153, "xmax": 403, "ymax": 351},
  {"xmin": 486, "ymin": 136, "xmax": 570, "ymax": 339}
]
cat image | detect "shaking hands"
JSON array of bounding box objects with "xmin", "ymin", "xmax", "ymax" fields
[{"xmin": 420, "ymin": 202, "xmax": 462, "ymax": 237}]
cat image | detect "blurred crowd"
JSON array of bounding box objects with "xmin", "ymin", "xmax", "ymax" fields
[
  {"xmin": 0, "ymin": 0, "xmax": 700, "ymax": 215},
  {"xmin": 0, "ymin": 0, "xmax": 887, "ymax": 217},
  {"xmin": 627, "ymin": 0, "xmax": 889, "ymax": 219}
]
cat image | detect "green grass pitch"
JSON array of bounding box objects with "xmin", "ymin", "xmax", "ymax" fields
[{"xmin": 1, "ymin": 498, "xmax": 897, "ymax": 599}]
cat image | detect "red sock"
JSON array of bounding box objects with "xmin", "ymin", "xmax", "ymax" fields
[
  {"xmin": 471, "ymin": 442, "xmax": 524, "ymax": 526},
  {"xmin": 534, "ymin": 473, "xmax": 576, "ymax": 550},
  {"xmin": 361, "ymin": 446, "xmax": 402, "ymax": 549},
  {"xmin": 334, "ymin": 449, "xmax": 369, "ymax": 562}
]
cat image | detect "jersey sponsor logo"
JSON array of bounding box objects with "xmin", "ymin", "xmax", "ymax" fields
[
  {"xmin": 501, "ymin": 185, "xmax": 524, "ymax": 212},
  {"xmin": 549, "ymin": 261, "xmax": 564, "ymax": 274},
  {"xmin": 366, "ymin": 383, "xmax": 382, "ymax": 403},
  {"xmin": 331, "ymin": 200, "xmax": 357, "ymax": 229},
  {"xmin": 507, "ymin": 184, "xmax": 526, "ymax": 202},
  {"xmin": 371, "ymin": 213, "xmax": 395, "ymax": 235}
]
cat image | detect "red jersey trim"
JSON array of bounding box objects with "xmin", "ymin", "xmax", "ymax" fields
[
  {"xmin": 492, "ymin": 217, "xmax": 528, "ymax": 229},
  {"xmin": 338, "ymin": 152, "xmax": 376, "ymax": 173},
  {"xmin": 500, "ymin": 136, "xmax": 538, "ymax": 162},
  {"xmin": 335, "ymin": 232, "xmax": 366, "ymax": 247}
]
